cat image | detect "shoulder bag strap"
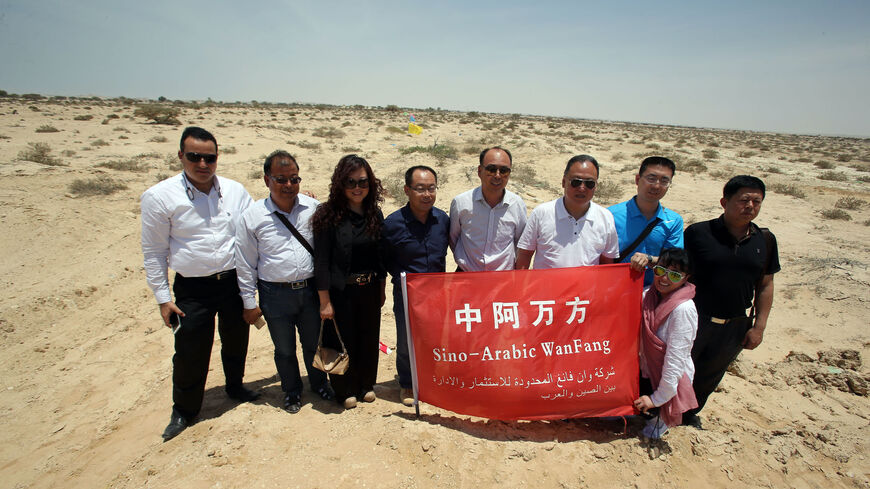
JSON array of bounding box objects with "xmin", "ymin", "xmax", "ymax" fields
[
  {"xmin": 273, "ymin": 211, "xmax": 315, "ymax": 256},
  {"xmin": 618, "ymin": 217, "xmax": 662, "ymax": 261}
]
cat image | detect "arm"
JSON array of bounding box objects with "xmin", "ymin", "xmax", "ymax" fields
[
  {"xmin": 515, "ymin": 248, "xmax": 533, "ymax": 270},
  {"xmin": 448, "ymin": 198, "xmax": 460, "ymax": 251},
  {"xmin": 141, "ymin": 190, "xmax": 184, "ymax": 326},
  {"xmin": 318, "ymin": 290, "xmax": 334, "ymax": 319},
  {"xmin": 234, "ymin": 211, "xmax": 262, "ymax": 323},
  {"xmin": 649, "ymin": 303, "xmax": 698, "ymax": 406},
  {"xmin": 743, "ymin": 274, "xmax": 774, "ymax": 350}
]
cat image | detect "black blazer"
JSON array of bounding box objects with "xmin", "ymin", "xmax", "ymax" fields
[{"xmin": 314, "ymin": 210, "xmax": 385, "ymax": 291}]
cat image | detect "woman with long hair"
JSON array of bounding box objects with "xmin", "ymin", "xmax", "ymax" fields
[{"xmin": 312, "ymin": 154, "xmax": 386, "ymax": 409}]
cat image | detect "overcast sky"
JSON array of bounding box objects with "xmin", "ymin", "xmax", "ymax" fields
[{"xmin": 1, "ymin": 0, "xmax": 868, "ymax": 136}]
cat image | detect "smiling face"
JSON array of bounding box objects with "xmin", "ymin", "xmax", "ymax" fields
[
  {"xmin": 635, "ymin": 163, "xmax": 673, "ymax": 206},
  {"xmin": 179, "ymin": 136, "xmax": 217, "ymax": 193},
  {"xmin": 652, "ymin": 262, "xmax": 690, "ymax": 297},
  {"xmin": 265, "ymin": 159, "xmax": 300, "ymax": 211},
  {"xmin": 343, "ymin": 167, "xmax": 369, "ymax": 210},
  {"xmin": 477, "ymin": 148, "xmax": 512, "ymax": 195},
  {"xmin": 404, "ymin": 168, "xmax": 437, "ymax": 217},
  {"xmin": 721, "ymin": 187, "xmax": 764, "ymax": 228}
]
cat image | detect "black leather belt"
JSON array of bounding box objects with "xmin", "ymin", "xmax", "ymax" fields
[
  {"xmin": 264, "ymin": 279, "xmax": 310, "ymax": 289},
  {"xmin": 346, "ymin": 272, "xmax": 374, "ymax": 285},
  {"xmin": 179, "ymin": 270, "xmax": 236, "ymax": 281}
]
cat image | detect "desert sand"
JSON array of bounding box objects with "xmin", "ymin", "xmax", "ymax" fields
[{"xmin": 0, "ymin": 96, "xmax": 868, "ymax": 488}]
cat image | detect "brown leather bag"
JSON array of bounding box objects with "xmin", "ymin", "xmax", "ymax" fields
[{"xmin": 312, "ymin": 319, "xmax": 349, "ymax": 375}]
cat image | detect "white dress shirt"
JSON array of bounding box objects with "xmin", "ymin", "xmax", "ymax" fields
[
  {"xmin": 518, "ymin": 198, "xmax": 619, "ymax": 269},
  {"xmin": 141, "ymin": 173, "xmax": 253, "ymax": 304},
  {"xmin": 639, "ymin": 290, "xmax": 699, "ymax": 407},
  {"xmin": 449, "ymin": 187, "xmax": 527, "ymax": 271},
  {"xmin": 235, "ymin": 194, "xmax": 319, "ymax": 309}
]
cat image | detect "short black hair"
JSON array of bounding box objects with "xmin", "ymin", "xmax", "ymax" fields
[
  {"xmin": 179, "ymin": 126, "xmax": 217, "ymax": 152},
  {"xmin": 658, "ymin": 247, "xmax": 691, "ymax": 275},
  {"xmin": 479, "ymin": 146, "xmax": 512, "ymax": 166},
  {"xmin": 564, "ymin": 154, "xmax": 599, "ymax": 176},
  {"xmin": 264, "ymin": 150, "xmax": 299, "ymax": 175},
  {"xmin": 405, "ymin": 165, "xmax": 438, "ymax": 186},
  {"xmin": 639, "ymin": 156, "xmax": 675, "ymax": 176},
  {"xmin": 723, "ymin": 175, "xmax": 765, "ymax": 200}
]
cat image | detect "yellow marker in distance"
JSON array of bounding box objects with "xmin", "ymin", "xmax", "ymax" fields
[{"xmin": 408, "ymin": 123, "xmax": 422, "ymax": 135}]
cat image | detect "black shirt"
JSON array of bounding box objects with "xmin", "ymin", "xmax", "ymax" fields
[{"xmin": 685, "ymin": 215, "xmax": 780, "ymax": 318}]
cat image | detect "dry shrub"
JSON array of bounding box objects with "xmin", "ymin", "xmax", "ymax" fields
[
  {"xmin": 69, "ymin": 176, "xmax": 127, "ymax": 196},
  {"xmin": 595, "ymin": 180, "xmax": 624, "ymax": 205},
  {"xmin": 133, "ymin": 104, "xmax": 181, "ymax": 125},
  {"xmin": 311, "ymin": 126, "xmax": 345, "ymax": 139},
  {"xmin": 17, "ymin": 142, "xmax": 65, "ymax": 166},
  {"xmin": 834, "ymin": 197, "xmax": 866, "ymax": 210},
  {"xmin": 820, "ymin": 208, "xmax": 851, "ymax": 221},
  {"xmin": 769, "ymin": 183, "xmax": 806, "ymax": 199},
  {"xmin": 90, "ymin": 139, "xmax": 110, "ymax": 147},
  {"xmin": 818, "ymin": 171, "xmax": 848, "ymax": 182},
  {"xmin": 701, "ymin": 149, "xmax": 719, "ymax": 159},
  {"xmin": 35, "ymin": 125, "xmax": 59, "ymax": 133},
  {"xmin": 814, "ymin": 160, "xmax": 835, "ymax": 169},
  {"xmin": 74, "ymin": 114, "xmax": 94, "ymax": 121},
  {"xmin": 149, "ymin": 135, "xmax": 168, "ymax": 143},
  {"xmin": 96, "ymin": 159, "xmax": 149, "ymax": 172}
]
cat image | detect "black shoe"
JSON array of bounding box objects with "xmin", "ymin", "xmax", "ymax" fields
[
  {"xmin": 314, "ymin": 384, "xmax": 335, "ymax": 401},
  {"xmin": 226, "ymin": 385, "xmax": 261, "ymax": 403},
  {"xmin": 682, "ymin": 414, "xmax": 702, "ymax": 429},
  {"xmin": 162, "ymin": 410, "xmax": 189, "ymax": 442},
  {"xmin": 283, "ymin": 394, "xmax": 302, "ymax": 414}
]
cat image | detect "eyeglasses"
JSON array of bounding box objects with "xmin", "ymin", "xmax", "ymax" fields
[
  {"xmin": 569, "ymin": 178, "xmax": 596, "ymax": 189},
  {"xmin": 344, "ymin": 177, "xmax": 369, "ymax": 189},
  {"xmin": 483, "ymin": 165, "xmax": 511, "ymax": 175},
  {"xmin": 184, "ymin": 152, "xmax": 217, "ymax": 164},
  {"xmin": 642, "ymin": 174, "xmax": 671, "ymax": 186},
  {"xmin": 410, "ymin": 185, "xmax": 437, "ymax": 194},
  {"xmin": 653, "ymin": 265, "xmax": 685, "ymax": 283},
  {"xmin": 269, "ymin": 175, "xmax": 302, "ymax": 185}
]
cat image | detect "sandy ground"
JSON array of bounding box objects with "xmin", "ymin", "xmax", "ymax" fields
[{"xmin": 0, "ymin": 98, "xmax": 868, "ymax": 488}]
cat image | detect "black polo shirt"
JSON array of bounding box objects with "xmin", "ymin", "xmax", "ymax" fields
[{"xmin": 685, "ymin": 215, "xmax": 780, "ymax": 318}]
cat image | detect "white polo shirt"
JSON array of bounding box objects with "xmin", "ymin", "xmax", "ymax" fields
[{"xmin": 518, "ymin": 198, "xmax": 619, "ymax": 269}]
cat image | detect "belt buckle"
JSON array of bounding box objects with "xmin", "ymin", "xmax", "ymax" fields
[
  {"xmin": 215, "ymin": 271, "xmax": 229, "ymax": 280},
  {"xmin": 355, "ymin": 275, "xmax": 366, "ymax": 285},
  {"xmin": 290, "ymin": 280, "xmax": 306, "ymax": 290},
  {"xmin": 710, "ymin": 317, "xmax": 727, "ymax": 325}
]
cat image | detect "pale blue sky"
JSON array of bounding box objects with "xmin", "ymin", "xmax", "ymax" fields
[{"xmin": 1, "ymin": 0, "xmax": 868, "ymax": 136}]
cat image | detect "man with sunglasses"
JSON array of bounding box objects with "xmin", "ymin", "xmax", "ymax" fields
[
  {"xmin": 141, "ymin": 127, "xmax": 258, "ymax": 442},
  {"xmin": 235, "ymin": 150, "xmax": 334, "ymax": 415},
  {"xmin": 382, "ymin": 166, "xmax": 450, "ymax": 406},
  {"xmin": 608, "ymin": 156, "xmax": 684, "ymax": 286},
  {"xmin": 449, "ymin": 147, "xmax": 527, "ymax": 271},
  {"xmin": 681, "ymin": 175, "xmax": 780, "ymax": 428},
  {"xmin": 515, "ymin": 155, "xmax": 618, "ymax": 269}
]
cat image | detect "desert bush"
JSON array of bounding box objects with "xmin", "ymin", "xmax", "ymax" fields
[
  {"xmin": 738, "ymin": 150, "xmax": 757, "ymax": 158},
  {"xmin": 165, "ymin": 153, "xmax": 182, "ymax": 170},
  {"xmin": 793, "ymin": 157, "xmax": 812, "ymax": 163},
  {"xmin": 96, "ymin": 159, "xmax": 149, "ymax": 172},
  {"xmin": 818, "ymin": 171, "xmax": 848, "ymax": 182},
  {"xmin": 701, "ymin": 149, "xmax": 719, "ymax": 159},
  {"xmin": 311, "ymin": 126, "xmax": 345, "ymax": 139},
  {"xmin": 149, "ymin": 135, "xmax": 169, "ymax": 143},
  {"xmin": 820, "ymin": 208, "xmax": 851, "ymax": 221},
  {"xmin": 248, "ymin": 168, "xmax": 263, "ymax": 180},
  {"xmin": 294, "ymin": 141, "xmax": 321, "ymax": 150},
  {"xmin": 90, "ymin": 139, "xmax": 110, "ymax": 147},
  {"xmin": 400, "ymin": 144, "xmax": 458, "ymax": 160},
  {"xmin": 382, "ymin": 168, "xmax": 406, "ymax": 200},
  {"xmin": 342, "ymin": 146, "xmax": 362, "ymax": 152},
  {"xmin": 155, "ymin": 172, "xmax": 170, "ymax": 182},
  {"xmin": 594, "ymin": 180, "xmax": 624, "ymax": 205},
  {"xmin": 763, "ymin": 166, "xmax": 783, "ymax": 174},
  {"xmin": 835, "ymin": 154, "xmax": 852, "ymax": 162},
  {"xmin": 858, "ymin": 175, "xmax": 870, "ymax": 183},
  {"xmin": 35, "ymin": 125, "xmax": 59, "ymax": 133},
  {"xmin": 678, "ymin": 159, "xmax": 707, "ymax": 174},
  {"xmin": 610, "ymin": 152, "xmax": 625, "ymax": 162},
  {"xmin": 341, "ymin": 121, "xmax": 352, "ymax": 127},
  {"xmin": 814, "ymin": 160, "xmax": 835, "ymax": 169},
  {"xmin": 61, "ymin": 149, "xmax": 76, "ymax": 157},
  {"xmin": 769, "ymin": 183, "xmax": 806, "ymax": 199},
  {"xmin": 74, "ymin": 114, "xmax": 94, "ymax": 121},
  {"xmin": 222, "ymin": 146, "xmax": 238, "ymax": 154},
  {"xmin": 645, "ymin": 143, "xmax": 661, "ymax": 150},
  {"xmin": 133, "ymin": 104, "xmax": 181, "ymax": 125},
  {"xmin": 17, "ymin": 142, "xmax": 64, "ymax": 166},
  {"xmin": 69, "ymin": 176, "xmax": 127, "ymax": 196},
  {"xmin": 385, "ymin": 126, "xmax": 405, "ymax": 134},
  {"xmin": 834, "ymin": 196, "xmax": 866, "ymax": 210}
]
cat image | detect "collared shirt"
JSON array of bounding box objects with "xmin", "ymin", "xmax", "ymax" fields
[
  {"xmin": 608, "ymin": 196, "xmax": 684, "ymax": 285},
  {"xmin": 382, "ymin": 204, "xmax": 450, "ymax": 285},
  {"xmin": 685, "ymin": 215, "xmax": 780, "ymax": 317},
  {"xmin": 449, "ymin": 187, "xmax": 527, "ymax": 271},
  {"xmin": 518, "ymin": 198, "xmax": 619, "ymax": 269},
  {"xmin": 141, "ymin": 173, "xmax": 253, "ymax": 304},
  {"xmin": 235, "ymin": 194, "xmax": 319, "ymax": 309}
]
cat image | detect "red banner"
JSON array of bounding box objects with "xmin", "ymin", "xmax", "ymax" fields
[{"xmin": 403, "ymin": 264, "xmax": 642, "ymax": 420}]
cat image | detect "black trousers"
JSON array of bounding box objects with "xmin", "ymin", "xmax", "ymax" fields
[
  {"xmin": 172, "ymin": 271, "xmax": 250, "ymax": 419},
  {"xmin": 684, "ymin": 315, "xmax": 752, "ymax": 417},
  {"xmin": 325, "ymin": 282, "xmax": 381, "ymax": 402}
]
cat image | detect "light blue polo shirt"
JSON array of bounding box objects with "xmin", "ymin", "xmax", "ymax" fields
[{"xmin": 608, "ymin": 197, "xmax": 684, "ymax": 285}]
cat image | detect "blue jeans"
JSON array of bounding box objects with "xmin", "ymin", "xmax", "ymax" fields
[{"xmin": 258, "ymin": 280, "xmax": 327, "ymax": 397}]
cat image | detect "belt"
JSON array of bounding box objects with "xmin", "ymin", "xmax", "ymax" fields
[
  {"xmin": 264, "ymin": 279, "xmax": 310, "ymax": 290},
  {"xmin": 179, "ymin": 270, "xmax": 236, "ymax": 281},
  {"xmin": 346, "ymin": 272, "xmax": 374, "ymax": 285},
  {"xmin": 706, "ymin": 315, "xmax": 751, "ymax": 325}
]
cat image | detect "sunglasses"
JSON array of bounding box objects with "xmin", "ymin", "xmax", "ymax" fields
[
  {"xmin": 184, "ymin": 152, "xmax": 217, "ymax": 164},
  {"xmin": 653, "ymin": 265, "xmax": 685, "ymax": 283},
  {"xmin": 569, "ymin": 178, "xmax": 596, "ymax": 189},
  {"xmin": 269, "ymin": 175, "xmax": 302, "ymax": 185},
  {"xmin": 344, "ymin": 177, "xmax": 370, "ymax": 189},
  {"xmin": 484, "ymin": 165, "xmax": 511, "ymax": 175}
]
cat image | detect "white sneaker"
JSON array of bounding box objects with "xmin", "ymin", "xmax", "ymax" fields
[{"xmin": 343, "ymin": 396, "xmax": 358, "ymax": 409}]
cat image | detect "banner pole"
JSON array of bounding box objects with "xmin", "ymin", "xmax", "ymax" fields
[{"xmin": 401, "ymin": 272, "xmax": 420, "ymax": 418}]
